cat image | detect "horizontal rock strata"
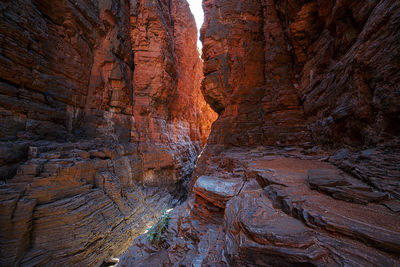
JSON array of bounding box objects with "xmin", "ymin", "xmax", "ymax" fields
[
  {"xmin": 119, "ymin": 147, "xmax": 400, "ymax": 266},
  {"xmin": 0, "ymin": 0, "xmax": 215, "ymax": 265}
]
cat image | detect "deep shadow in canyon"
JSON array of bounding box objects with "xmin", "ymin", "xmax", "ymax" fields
[{"xmin": 0, "ymin": 0, "xmax": 400, "ymax": 266}]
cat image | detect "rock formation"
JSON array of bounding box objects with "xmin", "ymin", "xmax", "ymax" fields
[
  {"xmin": 119, "ymin": 0, "xmax": 400, "ymax": 266},
  {"xmin": 201, "ymin": 0, "xmax": 400, "ymax": 148},
  {"xmin": 1, "ymin": 0, "xmax": 399, "ymax": 265},
  {"xmin": 0, "ymin": 0, "xmax": 215, "ymax": 265},
  {"xmin": 120, "ymin": 148, "xmax": 400, "ymax": 266}
]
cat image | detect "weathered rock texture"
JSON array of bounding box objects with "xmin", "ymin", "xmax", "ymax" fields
[
  {"xmin": 0, "ymin": 0, "xmax": 215, "ymax": 265},
  {"xmin": 119, "ymin": 0, "xmax": 400, "ymax": 266},
  {"xmin": 129, "ymin": 0, "xmax": 216, "ymax": 187},
  {"xmin": 198, "ymin": 0, "xmax": 400, "ymax": 208},
  {"xmin": 0, "ymin": 140, "xmax": 177, "ymax": 266},
  {"xmin": 119, "ymin": 147, "xmax": 400, "ymax": 266},
  {"xmin": 201, "ymin": 0, "xmax": 399, "ymax": 147}
]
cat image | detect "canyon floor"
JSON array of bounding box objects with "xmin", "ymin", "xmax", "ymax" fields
[{"xmin": 118, "ymin": 145, "xmax": 400, "ymax": 266}]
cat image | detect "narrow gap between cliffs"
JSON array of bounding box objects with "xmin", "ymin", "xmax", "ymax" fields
[{"xmin": 101, "ymin": 3, "xmax": 210, "ymax": 266}]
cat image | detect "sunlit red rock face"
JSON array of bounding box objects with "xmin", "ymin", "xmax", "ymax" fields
[
  {"xmin": 201, "ymin": 0, "xmax": 311, "ymax": 146},
  {"xmin": 0, "ymin": 0, "xmax": 215, "ymax": 265},
  {"xmin": 130, "ymin": 0, "xmax": 217, "ymax": 186},
  {"xmin": 119, "ymin": 0, "xmax": 400, "ymax": 266}
]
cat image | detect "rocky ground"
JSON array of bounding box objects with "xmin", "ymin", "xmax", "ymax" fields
[{"xmin": 118, "ymin": 145, "xmax": 400, "ymax": 266}]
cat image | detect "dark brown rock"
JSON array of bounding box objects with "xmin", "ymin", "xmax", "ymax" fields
[
  {"xmin": 120, "ymin": 147, "xmax": 400, "ymax": 266},
  {"xmin": 0, "ymin": 141, "xmax": 179, "ymax": 266},
  {"xmin": 2, "ymin": 0, "xmax": 400, "ymax": 265},
  {"xmin": 224, "ymin": 189, "xmax": 327, "ymax": 266},
  {"xmin": 329, "ymin": 146, "xmax": 400, "ymax": 200},
  {"xmin": 382, "ymin": 200, "xmax": 400, "ymax": 213},
  {"xmin": 307, "ymin": 169, "xmax": 388, "ymax": 204}
]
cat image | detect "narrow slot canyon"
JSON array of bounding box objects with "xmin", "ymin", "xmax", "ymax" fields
[{"xmin": 0, "ymin": 0, "xmax": 399, "ymax": 266}]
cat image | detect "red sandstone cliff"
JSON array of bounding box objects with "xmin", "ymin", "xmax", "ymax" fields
[
  {"xmin": 198, "ymin": 0, "xmax": 399, "ymax": 197},
  {"xmin": 130, "ymin": 0, "xmax": 216, "ymax": 187},
  {"xmin": 0, "ymin": 0, "xmax": 215, "ymax": 265},
  {"xmin": 119, "ymin": 0, "xmax": 400, "ymax": 266},
  {"xmin": 196, "ymin": 0, "xmax": 400, "ymax": 194},
  {"xmin": 201, "ymin": 0, "xmax": 399, "ymax": 148}
]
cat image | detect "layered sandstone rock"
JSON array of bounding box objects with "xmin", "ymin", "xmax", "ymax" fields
[
  {"xmin": 120, "ymin": 0, "xmax": 400, "ymax": 266},
  {"xmin": 201, "ymin": 0, "xmax": 399, "ymax": 148},
  {"xmin": 0, "ymin": 140, "xmax": 177, "ymax": 266},
  {"xmin": 0, "ymin": 0, "xmax": 215, "ymax": 265},
  {"xmin": 201, "ymin": 0, "xmax": 311, "ymax": 146},
  {"xmin": 119, "ymin": 147, "xmax": 400, "ymax": 266},
  {"xmin": 130, "ymin": 0, "xmax": 216, "ymax": 187}
]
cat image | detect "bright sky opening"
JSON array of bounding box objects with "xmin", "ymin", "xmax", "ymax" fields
[{"xmin": 187, "ymin": 0, "xmax": 204, "ymax": 50}]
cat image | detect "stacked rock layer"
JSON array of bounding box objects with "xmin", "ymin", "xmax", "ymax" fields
[{"xmin": 0, "ymin": 0, "xmax": 216, "ymax": 265}]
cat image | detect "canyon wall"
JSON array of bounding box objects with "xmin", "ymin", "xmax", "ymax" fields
[
  {"xmin": 198, "ymin": 0, "xmax": 400, "ymax": 198},
  {"xmin": 201, "ymin": 0, "xmax": 399, "ymax": 148},
  {"xmin": 0, "ymin": 0, "xmax": 215, "ymax": 265},
  {"xmin": 119, "ymin": 0, "xmax": 400, "ymax": 266}
]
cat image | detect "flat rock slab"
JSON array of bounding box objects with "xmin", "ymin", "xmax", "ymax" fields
[
  {"xmin": 193, "ymin": 176, "xmax": 244, "ymax": 208},
  {"xmin": 308, "ymin": 169, "xmax": 388, "ymax": 204},
  {"xmin": 308, "ymin": 169, "xmax": 350, "ymax": 187},
  {"xmin": 238, "ymin": 195, "xmax": 316, "ymax": 248},
  {"xmin": 382, "ymin": 200, "xmax": 400, "ymax": 212},
  {"xmin": 225, "ymin": 191, "xmax": 327, "ymax": 265}
]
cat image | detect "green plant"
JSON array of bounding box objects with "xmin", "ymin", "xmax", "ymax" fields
[{"xmin": 146, "ymin": 210, "xmax": 172, "ymax": 246}]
